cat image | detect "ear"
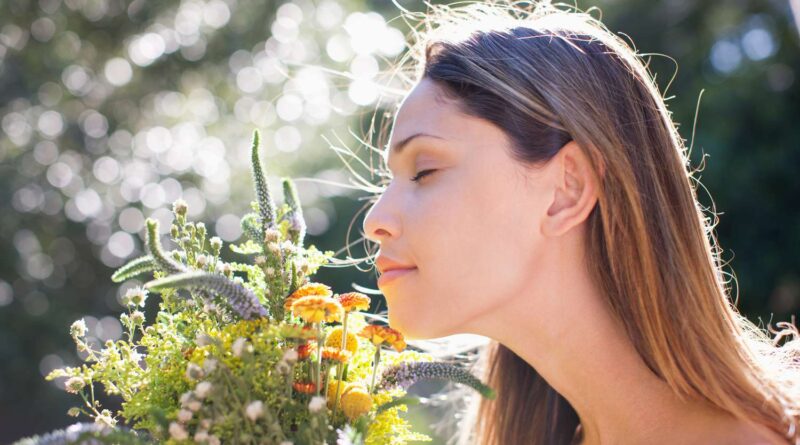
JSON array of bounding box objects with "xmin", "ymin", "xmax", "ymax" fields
[{"xmin": 541, "ymin": 140, "xmax": 601, "ymax": 238}]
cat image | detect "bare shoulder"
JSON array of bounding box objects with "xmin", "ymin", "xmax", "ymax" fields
[{"xmin": 724, "ymin": 421, "xmax": 790, "ymax": 445}]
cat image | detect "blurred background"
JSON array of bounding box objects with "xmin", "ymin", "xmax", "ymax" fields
[{"xmin": 0, "ymin": 0, "xmax": 797, "ymax": 442}]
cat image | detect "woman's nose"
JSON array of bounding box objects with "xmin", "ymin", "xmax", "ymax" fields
[{"xmin": 363, "ymin": 196, "xmax": 400, "ymax": 243}]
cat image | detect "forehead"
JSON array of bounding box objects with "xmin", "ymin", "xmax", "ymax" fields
[{"xmin": 386, "ymin": 79, "xmax": 461, "ymax": 157}]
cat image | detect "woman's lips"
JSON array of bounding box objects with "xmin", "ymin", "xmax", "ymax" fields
[{"xmin": 377, "ymin": 267, "xmax": 417, "ymax": 286}]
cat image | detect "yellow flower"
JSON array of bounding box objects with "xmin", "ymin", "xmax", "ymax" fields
[
  {"xmin": 326, "ymin": 378, "xmax": 347, "ymax": 409},
  {"xmin": 340, "ymin": 383, "xmax": 373, "ymax": 420},
  {"xmin": 320, "ymin": 346, "xmax": 352, "ymax": 364},
  {"xmin": 358, "ymin": 325, "xmax": 407, "ymax": 352},
  {"xmin": 324, "ymin": 326, "xmax": 359, "ymax": 355},
  {"xmin": 335, "ymin": 292, "xmax": 371, "ymax": 313},
  {"xmin": 291, "ymin": 296, "xmax": 343, "ymax": 324},
  {"xmin": 284, "ymin": 282, "xmax": 332, "ymax": 310}
]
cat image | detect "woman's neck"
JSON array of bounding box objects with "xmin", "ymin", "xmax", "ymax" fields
[{"xmin": 463, "ymin": 228, "xmax": 757, "ymax": 444}]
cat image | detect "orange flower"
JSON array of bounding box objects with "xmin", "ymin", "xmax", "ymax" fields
[
  {"xmin": 324, "ymin": 326, "xmax": 358, "ymax": 355},
  {"xmin": 292, "ymin": 381, "xmax": 317, "ymax": 394},
  {"xmin": 291, "ymin": 296, "xmax": 343, "ymax": 324},
  {"xmin": 284, "ymin": 282, "xmax": 332, "ymax": 310},
  {"xmin": 335, "ymin": 292, "xmax": 371, "ymax": 313},
  {"xmin": 297, "ymin": 342, "xmax": 315, "ymax": 360},
  {"xmin": 320, "ymin": 346, "xmax": 352, "ymax": 364},
  {"xmin": 358, "ymin": 324, "xmax": 406, "ymax": 352}
]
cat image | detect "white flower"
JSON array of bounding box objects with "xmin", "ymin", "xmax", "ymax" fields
[
  {"xmin": 265, "ymin": 266, "xmax": 276, "ymax": 277},
  {"xmin": 177, "ymin": 408, "xmax": 193, "ymax": 422},
  {"xmin": 202, "ymin": 358, "xmax": 218, "ymax": 373},
  {"xmin": 129, "ymin": 349, "xmax": 143, "ymax": 363},
  {"xmin": 179, "ymin": 391, "xmax": 193, "ymax": 405},
  {"xmin": 232, "ymin": 337, "xmax": 248, "ymax": 357},
  {"xmin": 279, "ymin": 441, "xmax": 293, "ymax": 445},
  {"xmin": 195, "ymin": 381, "xmax": 213, "ymax": 399},
  {"xmin": 275, "ymin": 360, "xmax": 291, "ymax": 375},
  {"xmin": 186, "ymin": 399, "xmax": 202, "ymax": 412},
  {"xmin": 169, "ymin": 422, "xmax": 189, "ymax": 440},
  {"xmin": 94, "ymin": 409, "xmax": 117, "ymax": 427},
  {"xmin": 282, "ymin": 348, "xmax": 299, "ymax": 364},
  {"xmin": 130, "ymin": 310, "xmax": 145, "ymax": 325},
  {"xmin": 308, "ymin": 396, "xmax": 326, "ymax": 413},
  {"xmin": 245, "ymin": 400, "xmax": 264, "ymax": 421},
  {"xmin": 265, "ymin": 228, "xmax": 280, "ymax": 243},
  {"xmin": 185, "ymin": 362, "xmax": 204, "ymax": 380},
  {"xmin": 209, "ymin": 236, "xmax": 222, "ymax": 251},
  {"xmin": 122, "ymin": 287, "xmax": 148, "ymax": 307},
  {"xmin": 70, "ymin": 319, "xmax": 87, "ymax": 338},
  {"xmin": 196, "ymin": 333, "xmax": 213, "ymax": 346},
  {"xmin": 64, "ymin": 376, "xmax": 85, "ymax": 393},
  {"xmin": 194, "ymin": 430, "xmax": 208, "ymax": 441},
  {"xmin": 196, "ymin": 254, "xmax": 208, "ymax": 266},
  {"xmin": 207, "ymin": 435, "xmax": 221, "ymax": 445},
  {"xmin": 172, "ymin": 199, "xmax": 188, "ymax": 216}
]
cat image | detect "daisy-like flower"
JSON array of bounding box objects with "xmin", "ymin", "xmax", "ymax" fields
[
  {"xmin": 292, "ymin": 381, "xmax": 317, "ymax": 394},
  {"xmin": 358, "ymin": 324, "xmax": 407, "ymax": 352},
  {"xmin": 283, "ymin": 282, "xmax": 332, "ymax": 310},
  {"xmin": 291, "ymin": 296, "xmax": 343, "ymax": 324},
  {"xmin": 335, "ymin": 292, "xmax": 371, "ymax": 313},
  {"xmin": 324, "ymin": 326, "xmax": 358, "ymax": 355},
  {"xmin": 320, "ymin": 346, "xmax": 352, "ymax": 364}
]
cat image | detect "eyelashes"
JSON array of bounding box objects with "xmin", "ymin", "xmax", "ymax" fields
[{"xmin": 410, "ymin": 169, "xmax": 437, "ymax": 183}]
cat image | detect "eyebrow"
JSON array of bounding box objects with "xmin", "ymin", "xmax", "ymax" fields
[{"xmin": 389, "ymin": 132, "xmax": 445, "ymax": 154}]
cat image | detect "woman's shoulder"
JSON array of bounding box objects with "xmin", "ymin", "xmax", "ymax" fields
[{"xmin": 721, "ymin": 421, "xmax": 789, "ymax": 445}]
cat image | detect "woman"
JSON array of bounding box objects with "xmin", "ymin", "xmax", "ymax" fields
[{"xmin": 359, "ymin": 1, "xmax": 800, "ymax": 444}]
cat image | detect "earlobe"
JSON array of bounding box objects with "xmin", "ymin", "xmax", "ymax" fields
[{"xmin": 541, "ymin": 141, "xmax": 599, "ymax": 238}]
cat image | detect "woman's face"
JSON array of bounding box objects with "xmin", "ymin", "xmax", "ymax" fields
[{"xmin": 362, "ymin": 78, "xmax": 555, "ymax": 340}]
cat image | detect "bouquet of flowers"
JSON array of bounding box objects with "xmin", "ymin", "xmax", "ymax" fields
[{"xmin": 18, "ymin": 131, "xmax": 495, "ymax": 445}]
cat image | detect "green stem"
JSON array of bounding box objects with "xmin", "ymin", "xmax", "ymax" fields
[
  {"xmin": 332, "ymin": 312, "xmax": 349, "ymax": 420},
  {"xmin": 370, "ymin": 346, "xmax": 381, "ymax": 395},
  {"xmin": 315, "ymin": 323, "xmax": 323, "ymax": 396}
]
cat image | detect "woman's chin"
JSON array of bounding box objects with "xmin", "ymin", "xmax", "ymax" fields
[
  {"xmin": 387, "ymin": 308, "xmax": 424, "ymax": 340},
  {"xmin": 387, "ymin": 308, "xmax": 450, "ymax": 341}
]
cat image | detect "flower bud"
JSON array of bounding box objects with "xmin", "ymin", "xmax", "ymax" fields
[
  {"xmin": 130, "ymin": 311, "xmax": 145, "ymax": 325},
  {"xmin": 65, "ymin": 376, "xmax": 85, "ymax": 393},
  {"xmin": 172, "ymin": 199, "xmax": 188, "ymax": 217},
  {"xmin": 245, "ymin": 400, "xmax": 264, "ymax": 421},
  {"xmin": 70, "ymin": 319, "xmax": 87, "ymax": 338}
]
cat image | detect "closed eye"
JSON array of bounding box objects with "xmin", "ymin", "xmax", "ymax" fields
[{"xmin": 411, "ymin": 169, "xmax": 437, "ymax": 183}]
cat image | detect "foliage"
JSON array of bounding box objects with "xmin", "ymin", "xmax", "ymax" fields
[{"xmin": 20, "ymin": 131, "xmax": 494, "ymax": 445}]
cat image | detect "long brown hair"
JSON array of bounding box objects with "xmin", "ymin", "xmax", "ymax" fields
[{"xmin": 349, "ymin": 1, "xmax": 800, "ymax": 443}]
